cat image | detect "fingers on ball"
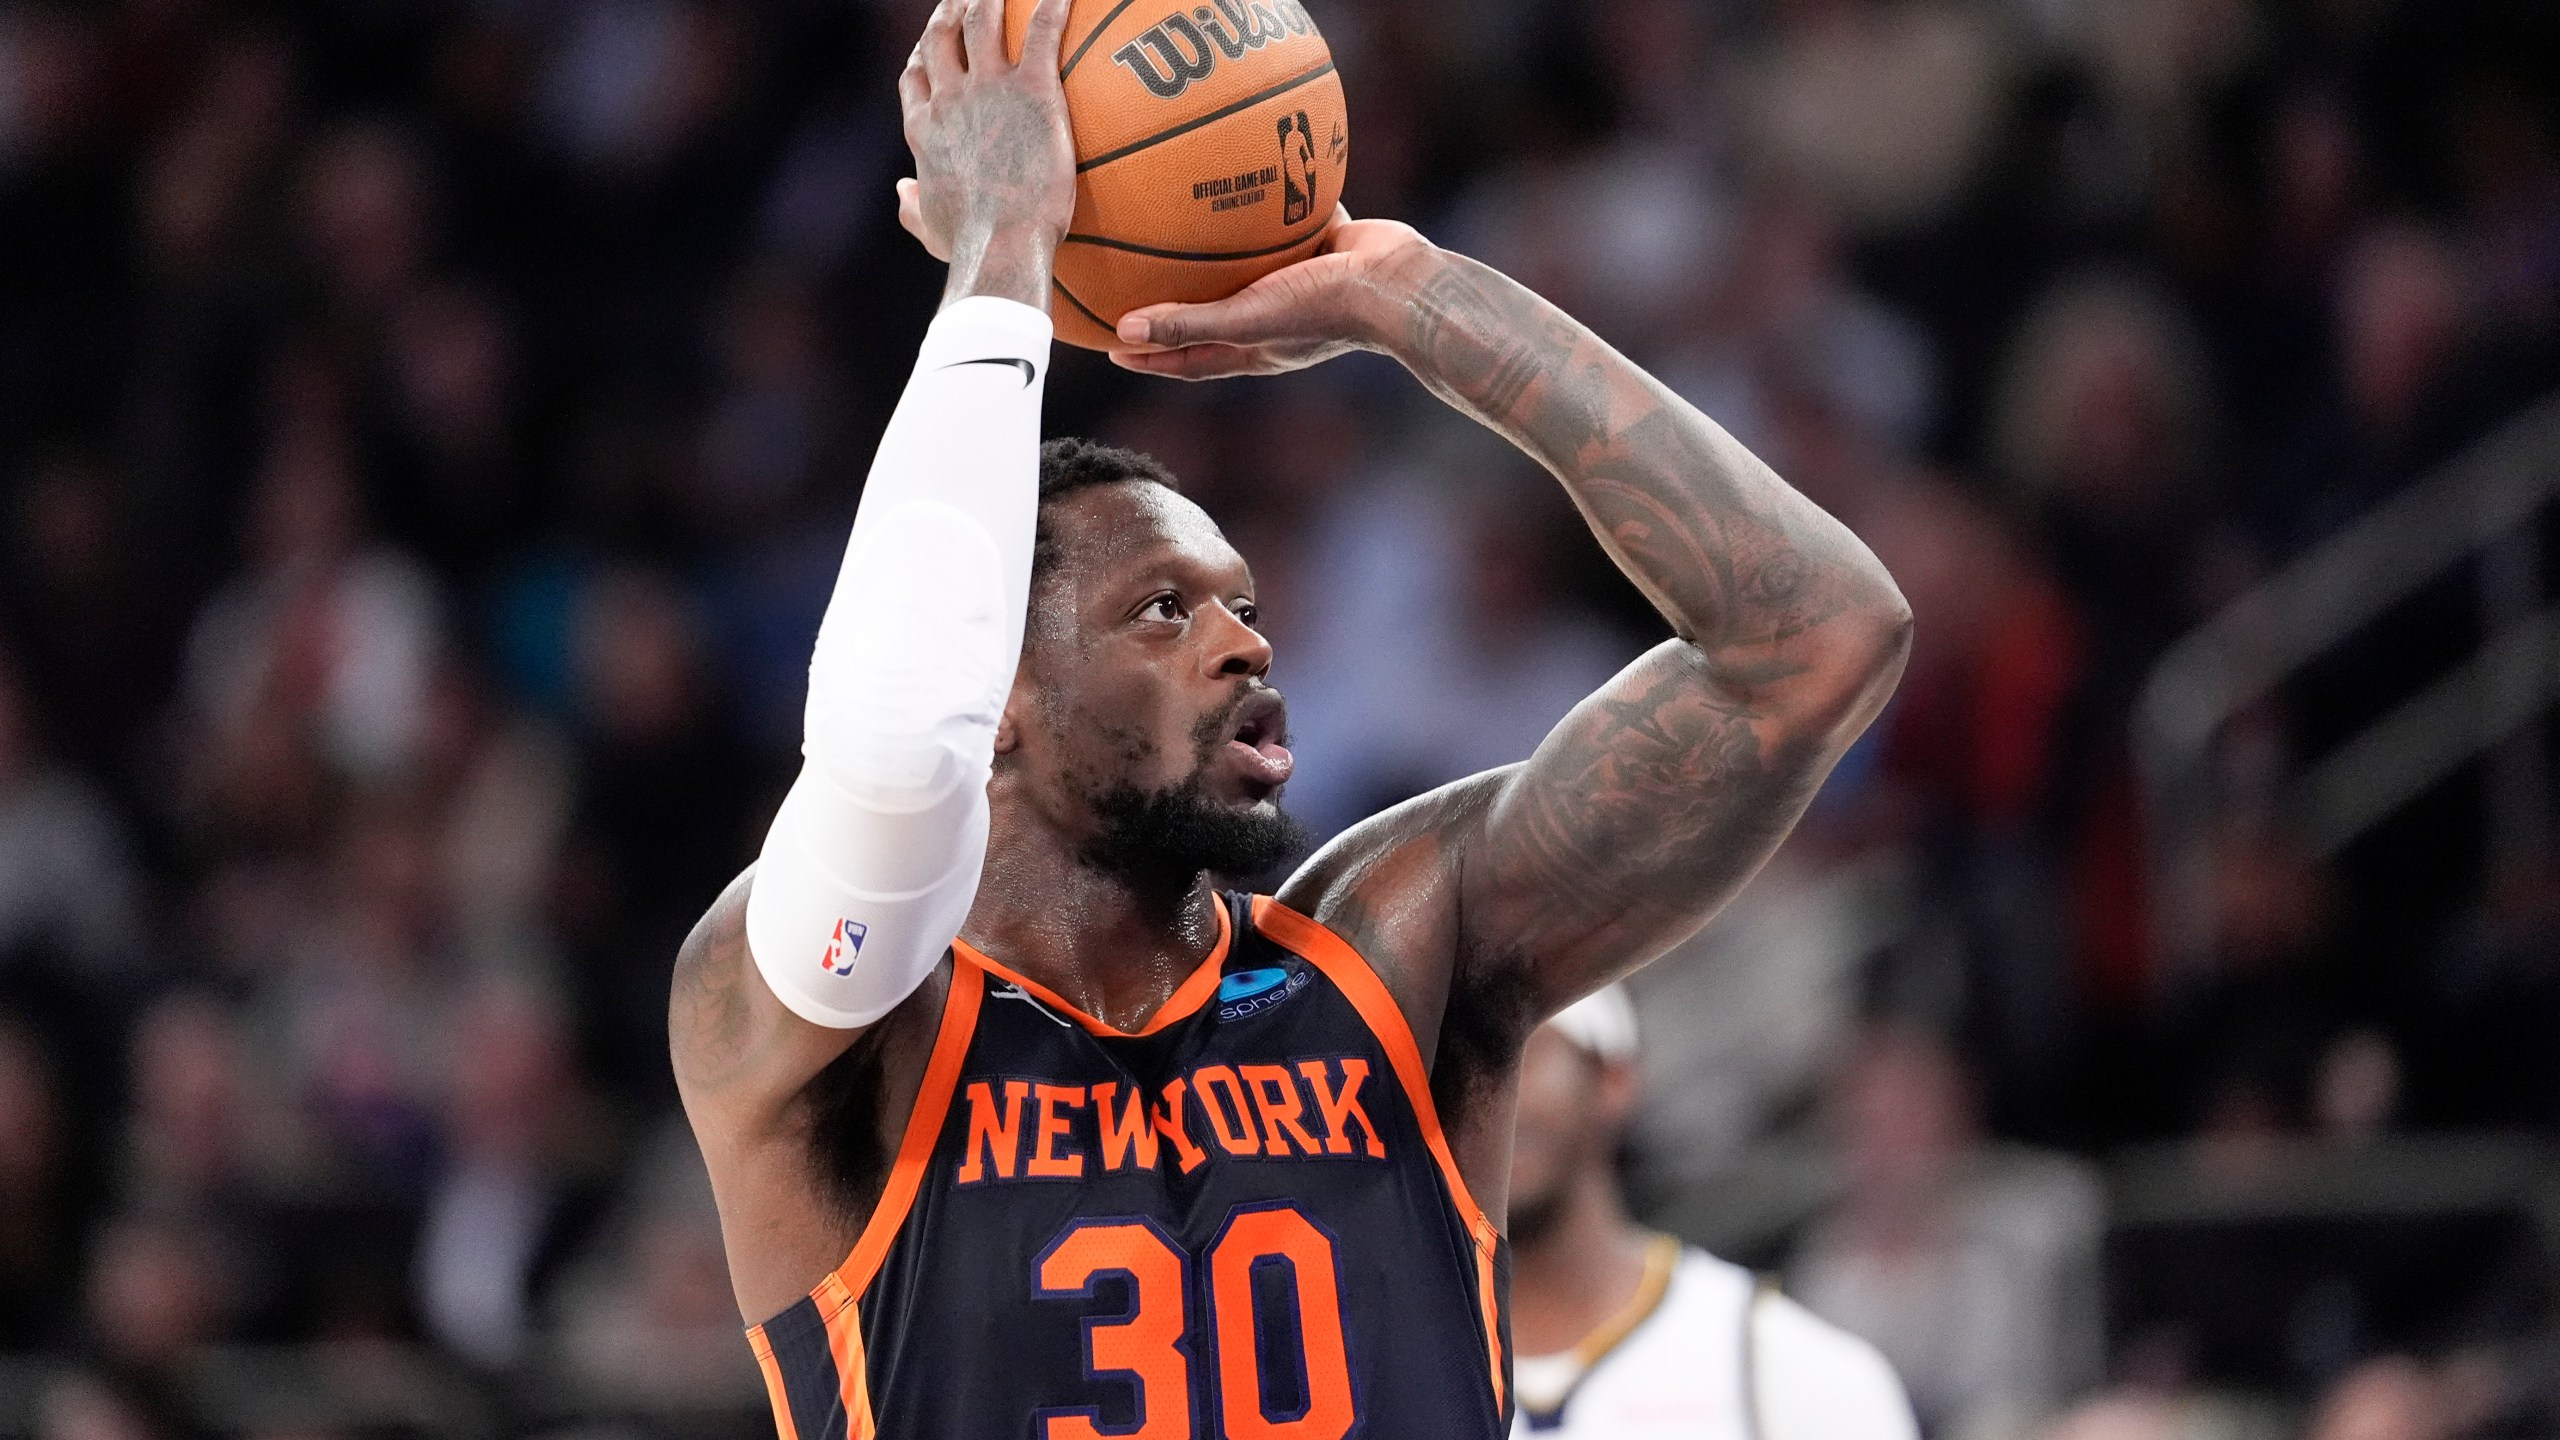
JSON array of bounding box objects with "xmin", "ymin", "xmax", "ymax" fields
[
  {"xmin": 918, "ymin": 0, "xmax": 965, "ymax": 77},
  {"xmin": 1022, "ymin": 0, "xmax": 1073, "ymax": 64},
  {"xmin": 961, "ymin": 0, "xmax": 1001, "ymax": 67}
]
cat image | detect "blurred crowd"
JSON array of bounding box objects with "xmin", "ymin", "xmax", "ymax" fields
[{"xmin": 2, "ymin": 0, "xmax": 2557, "ymax": 1436}]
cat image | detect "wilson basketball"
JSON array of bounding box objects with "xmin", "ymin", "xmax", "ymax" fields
[{"xmin": 1004, "ymin": 0, "xmax": 1348, "ymax": 350}]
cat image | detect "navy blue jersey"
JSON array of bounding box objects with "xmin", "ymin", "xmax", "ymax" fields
[{"xmin": 748, "ymin": 892, "xmax": 1512, "ymax": 1440}]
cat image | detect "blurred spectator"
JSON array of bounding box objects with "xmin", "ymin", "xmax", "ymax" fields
[
  {"xmin": 1743, "ymin": 0, "xmax": 2014, "ymax": 231},
  {"xmin": 692, "ymin": 266, "xmax": 844, "ymax": 535},
  {"xmin": 1277, "ymin": 444, "xmax": 1639, "ymax": 839},
  {"xmin": 82, "ymin": 1209, "xmax": 239, "ymax": 1374},
  {"xmin": 0, "ymin": 644, "xmax": 144, "ymax": 984},
  {"xmin": 180, "ymin": 419, "xmax": 443, "ymax": 800},
  {"xmin": 295, "ymin": 122, "xmax": 435, "ymax": 323},
  {"xmin": 248, "ymin": 792, "xmax": 458, "ymax": 1188},
  {"xmin": 121, "ymin": 992, "xmax": 288, "ymax": 1212},
  {"xmin": 1791, "ymin": 1022, "xmax": 2106, "ymax": 1438},
  {"xmin": 532, "ymin": 0, "xmax": 749, "ymax": 176},
  {"xmin": 1443, "ymin": 131, "xmax": 1733, "ymax": 356},
  {"xmin": 416, "ymin": 977, "xmax": 604, "ymax": 1371},
  {"xmin": 369, "ymin": 282, "xmax": 529, "ymax": 579},
  {"xmin": 413, "ymin": 658, "xmax": 575, "ymax": 971},
  {"xmin": 1992, "ymin": 272, "xmax": 2213, "ymax": 616},
  {"xmin": 1626, "ymin": 826, "xmax": 1906, "ymax": 1176},
  {"xmin": 547, "ymin": 1120, "xmax": 761, "ymax": 1409},
  {"xmin": 32, "ymin": 1372, "xmax": 173, "ymax": 1440},
  {"xmin": 558, "ymin": 567, "xmax": 759, "ymax": 1100},
  {"xmin": 1660, "ymin": 191, "xmax": 1937, "ymax": 465},
  {"xmin": 1989, "ymin": 272, "xmax": 2221, "ymax": 1022},
  {"xmin": 3, "ymin": 456, "xmax": 191, "ymax": 793},
  {"xmin": 2262, "ymin": 219, "xmax": 2528, "ymax": 553},
  {"xmin": 0, "ymin": 1020, "xmax": 77, "ymax": 1348},
  {"xmin": 2299, "ymin": 1354, "xmax": 2508, "ymax": 1440},
  {"xmin": 1856, "ymin": 474, "xmax": 2084, "ymax": 1129}
]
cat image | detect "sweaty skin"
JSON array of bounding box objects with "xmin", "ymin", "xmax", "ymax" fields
[{"xmin": 673, "ymin": 0, "xmax": 1911, "ymax": 1327}]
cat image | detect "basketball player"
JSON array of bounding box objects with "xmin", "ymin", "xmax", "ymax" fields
[
  {"xmin": 1508, "ymin": 988, "xmax": 1917, "ymax": 1437},
  {"xmin": 669, "ymin": 1, "xmax": 1910, "ymax": 1435}
]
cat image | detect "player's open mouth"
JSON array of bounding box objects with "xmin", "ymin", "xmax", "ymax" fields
[{"xmin": 1225, "ymin": 689, "xmax": 1295, "ymax": 787}]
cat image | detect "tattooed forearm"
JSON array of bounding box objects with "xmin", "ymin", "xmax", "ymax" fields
[
  {"xmin": 1368, "ymin": 244, "xmax": 1910, "ymax": 1007},
  {"xmin": 1405, "ymin": 266, "xmax": 1563, "ymax": 421},
  {"xmin": 1389, "ymin": 248, "xmax": 1897, "ymax": 668}
]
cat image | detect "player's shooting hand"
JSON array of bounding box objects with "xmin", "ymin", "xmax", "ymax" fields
[
  {"xmin": 1109, "ymin": 211, "xmax": 1431, "ymax": 378},
  {"xmin": 896, "ymin": 0, "xmax": 1076, "ymax": 309}
]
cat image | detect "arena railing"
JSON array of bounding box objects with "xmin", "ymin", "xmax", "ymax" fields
[{"xmin": 2133, "ymin": 389, "xmax": 2560, "ymax": 978}]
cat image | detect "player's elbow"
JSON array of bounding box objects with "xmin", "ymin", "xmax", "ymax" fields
[
  {"xmin": 811, "ymin": 705, "xmax": 995, "ymax": 816},
  {"xmin": 1846, "ymin": 580, "xmax": 1914, "ymax": 713},
  {"xmin": 1789, "ymin": 573, "xmax": 1911, "ymax": 750}
]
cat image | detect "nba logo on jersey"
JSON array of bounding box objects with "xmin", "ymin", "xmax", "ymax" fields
[{"xmin": 820, "ymin": 918, "xmax": 867, "ymax": 977}]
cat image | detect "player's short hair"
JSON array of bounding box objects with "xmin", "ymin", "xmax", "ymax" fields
[{"xmin": 1033, "ymin": 437, "xmax": 1182, "ymax": 581}]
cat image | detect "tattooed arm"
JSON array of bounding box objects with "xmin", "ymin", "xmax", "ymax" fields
[{"xmin": 1118, "ymin": 220, "xmax": 1910, "ymax": 1024}]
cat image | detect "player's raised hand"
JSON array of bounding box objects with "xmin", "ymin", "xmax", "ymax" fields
[
  {"xmin": 896, "ymin": 0, "xmax": 1076, "ymax": 308},
  {"xmin": 1108, "ymin": 210, "xmax": 1432, "ymax": 379}
]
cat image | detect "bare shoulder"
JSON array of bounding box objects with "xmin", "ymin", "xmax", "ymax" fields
[
  {"xmin": 1274, "ymin": 767, "xmax": 1527, "ymax": 1067},
  {"xmin": 1274, "ymin": 770, "xmax": 1498, "ymax": 1051},
  {"xmin": 668, "ymin": 872, "xmax": 767, "ymax": 1107},
  {"xmin": 671, "ymin": 869, "xmax": 868, "ymax": 1120}
]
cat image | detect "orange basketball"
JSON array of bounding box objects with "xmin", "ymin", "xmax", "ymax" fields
[{"xmin": 1003, "ymin": 0, "xmax": 1348, "ymax": 350}]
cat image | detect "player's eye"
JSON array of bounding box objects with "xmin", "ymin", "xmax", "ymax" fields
[
  {"xmin": 1233, "ymin": 599, "xmax": 1259, "ymax": 627},
  {"xmin": 1139, "ymin": 592, "xmax": 1187, "ymax": 622}
]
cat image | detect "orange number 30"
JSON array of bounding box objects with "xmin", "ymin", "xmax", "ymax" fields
[{"xmin": 1034, "ymin": 1206, "xmax": 1356, "ymax": 1440}]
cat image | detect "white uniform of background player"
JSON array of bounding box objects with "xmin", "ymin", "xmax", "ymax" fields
[{"xmin": 1509, "ymin": 988, "xmax": 1919, "ymax": 1439}]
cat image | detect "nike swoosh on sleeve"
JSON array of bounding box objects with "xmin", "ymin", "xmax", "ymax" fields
[{"xmin": 940, "ymin": 356, "xmax": 1038, "ymax": 386}]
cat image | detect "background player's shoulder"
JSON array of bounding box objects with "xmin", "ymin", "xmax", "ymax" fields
[{"xmin": 1750, "ymin": 1279, "xmax": 1921, "ymax": 1440}]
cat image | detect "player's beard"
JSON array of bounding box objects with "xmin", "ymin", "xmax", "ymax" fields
[
  {"xmin": 1076, "ymin": 698, "xmax": 1306, "ymax": 892},
  {"xmin": 1080, "ymin": 777, "xmax": 1305, "ymax": 890}
]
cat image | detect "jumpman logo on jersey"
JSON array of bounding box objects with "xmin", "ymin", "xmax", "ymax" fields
[{"xmin": 988, "ymin": 980, "xmax": 1074, "ymax": 1029}]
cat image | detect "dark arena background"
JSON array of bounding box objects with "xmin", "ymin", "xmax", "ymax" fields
[{"xmin": 4, "ymin": 0, "xmax": 2560, "ymax": 1436}]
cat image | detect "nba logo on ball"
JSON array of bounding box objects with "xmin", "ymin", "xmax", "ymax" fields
[
  {"xmin": 820, "ymin": 918, "xmax": 868, "ymax": 977},
  {"xmin": 1277, "ymin": 111, "xmax": 1316, "ymax": 224},
  {"xmin": 1003, "ymin": 0, "xmax": 1348, "ymax": 350}
]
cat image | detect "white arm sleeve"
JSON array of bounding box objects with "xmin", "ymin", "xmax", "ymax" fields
[{"xmin": 743, "ymin": 295, "xmax": 1050, "ymax": 1028}]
